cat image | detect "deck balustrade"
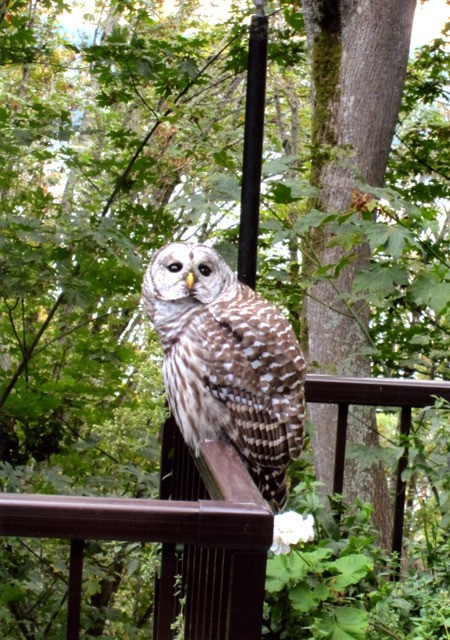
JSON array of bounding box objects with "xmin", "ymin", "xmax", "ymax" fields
[{"xmin": 1, "ymin": 375, "xmax": 450, "ymax": 639}]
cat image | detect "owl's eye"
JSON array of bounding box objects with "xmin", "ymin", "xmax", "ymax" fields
[
  {"xmin": 167, "ymin": 262, "xmax": 183, "ymax": 273},
  {"xmin": 198, "ymin": 264, "xmax": 212, "ymax": 277}
]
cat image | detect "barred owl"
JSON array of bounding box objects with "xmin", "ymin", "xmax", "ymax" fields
[{"xmin": 142, "ymin": 242, "xmax": 306, "ymax": 511}]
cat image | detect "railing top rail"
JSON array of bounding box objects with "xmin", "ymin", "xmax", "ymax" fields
[
  {"xmin": 197, "ymin": 440, "xmax": 268, "ymax": 506},
  {"xmin": 305, "ymin": 374, "xmax": 450, "ymax": 407},
  {"xmin": 0, "ymin": 492, "xmax": 273, "ymax": 550}
]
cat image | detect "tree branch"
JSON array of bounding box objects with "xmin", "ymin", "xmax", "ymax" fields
[
  {"xmin": 394, "ymin": 131, "xmax": 450, "ymax": 182},
  {"xmin": 0, "ymin": 291, "xmax": 65, "ymax": 409}
]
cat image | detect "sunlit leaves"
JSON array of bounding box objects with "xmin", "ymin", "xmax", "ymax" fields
[
  {"xmin": 291, "ymin": 179, "xmax": 449, "ymax": 378},
  {"xmin": 85, "ymin": 26, "xmax": 210, "ymax": 103},
  {"xmin": 363, "ymin": 222, "xmax": 413, "ymax": 259},
  {"xmin": 408, "ymin": 268, "xmax": 450, "ymax": 315},
  {"xmin": 390, "ymin": 23, "xmax": 450, "ymax": 205}
]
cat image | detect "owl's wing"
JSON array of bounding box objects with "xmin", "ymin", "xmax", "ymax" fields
[{"xmin": 198, "ymin": 286, "xmax": 306, "ymax": 472}]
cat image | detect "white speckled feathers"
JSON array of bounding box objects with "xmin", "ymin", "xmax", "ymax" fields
[{"xmin": 142, "ymin": 242, "xmax": 306, "ymax": 511}]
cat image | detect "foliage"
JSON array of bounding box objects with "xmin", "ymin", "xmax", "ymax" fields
[
  {"xmin": 263, "ymin": 479, "xmax": 384, "ymax": 639},
  {"xmin": 403, "ymin": 399, "xmax": 450, "ymax": 565},
  {"xmin": 0, "ymin": 330, "xmax": 165, "ymax": 637},
  {"xmin": 264, "ymin": 447, "xmax": 450, "ymax": 639},
  {"xmin": 264, "ymin": 392, "xmax": 450, "ymax": 638},
  {"xmin": 368, "ymin": 570, "xmax": 450, "ymax": 639},
  {"xmin": 292, "ymin": 185, "xmax": 450, "ymax": 379},
  {"xmin": 252, "ymin": 22, "xmax": 450, "ymax": 381}
]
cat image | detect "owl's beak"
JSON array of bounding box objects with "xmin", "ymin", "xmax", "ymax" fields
[{"xmin": 186, "ymin": 272, "xmax": 195, "ymax": 289}]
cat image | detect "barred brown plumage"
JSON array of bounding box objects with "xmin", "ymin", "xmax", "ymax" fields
[{"xmin": 142, "ymin": 242, "xmax": 306, "ymax": 511}]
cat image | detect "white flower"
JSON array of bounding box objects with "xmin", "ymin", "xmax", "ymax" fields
[{"xmin": 270, "ymin": 511, "xmax": 315, "ymax": 555}]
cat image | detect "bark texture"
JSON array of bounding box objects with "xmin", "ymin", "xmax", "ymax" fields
[{"xmin": 302, "ymin": 0, "xmax": 416, "ymax": 546}]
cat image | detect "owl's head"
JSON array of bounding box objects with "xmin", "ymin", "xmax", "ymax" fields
[{"xmin": 144, "ymin": 242, "xmax": 236, "ymax": 306}]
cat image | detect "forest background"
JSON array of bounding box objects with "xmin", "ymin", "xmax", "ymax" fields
[{"xmin": 0, "ymin": 0, "xmax": 449, "ymax": 638}]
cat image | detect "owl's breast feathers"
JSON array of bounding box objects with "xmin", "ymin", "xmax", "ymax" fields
[{"xmin": 150, "ymin": 297, "xmax": 202, "ymax": 352}]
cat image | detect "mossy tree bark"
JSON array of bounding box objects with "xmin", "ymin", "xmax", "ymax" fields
[{"xmin": 301, "ymin": 0, "xmax": 416, "ymax": 546}]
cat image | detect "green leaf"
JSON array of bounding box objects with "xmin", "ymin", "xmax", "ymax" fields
[
  {"xmin": 265, "ymin": 555, "xmax": 291, "ymax": 592},
  {"xmin": 299, "ymin": 547, "xmax": 334, "ymax": 570},
  {"xmin": 265, "ymin": 553, "xmax": 306, "ymax": 592},
  {"xmin": 265, "ymin": 548, "xmax": 332, "ymax": 593},
  {"xmin": 85, "ymin": 577, "xmax": 102, "ymax": 597},
  {"xmin": 126, "ymin": 558, "xmax": 140, "ymax": 577},
  {"xmin": 213, "ymin": 149, "xmax": 236, "ymax": 170},
  {"xmin": 262, "ymin": 155, "xmax": 297, "ymax": 176},
  {"xmin": 345, "ymin": 443, "xmax": 404, "ymax": 467},
  {"xmin": 328, "ymin": 554, "xmax": 373, "ymax": 591},
  {"xmin": 408, "ymin": 272, "xmax": 450, "ymax": 315},
  {"xmin": 316, "ymin": 606, "xmax": 369, "ymax": 640},
  {"xmin": 205, "ymin": 173, "xmax": 239, "ymax": 201},
  {"xmin": 385, "ymin": 225, "xmax": 414, "ymax": 258},
  {"xmin": 283, "ymin": 8, "xmax": 305, "ymax": 32},
  {"xmin": 294, "ymin": 208, "xmax": 336, "ymax": 233},
  {"xmin": 364, "ymin": 223, "xmax": 390, "ymax": 251},
  {"xmin": 364, "ymin": 223, "xmax": 413, "ymax": 258},
  {"xmin": 353, "ymin": 265, "xmax": 408, "ymax": 297},
  {"xmin": 270, "ymin": 183, "xmax": 299, "ymax": 205},
  {"xmin": 0, "ymin": 581, "xmax": 24, "ymax": 604},
  {"xmin": 289, "ymin": 581, "xmax": 330, "ymax": 612}
]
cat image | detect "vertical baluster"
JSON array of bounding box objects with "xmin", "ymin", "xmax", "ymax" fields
[
  {"xmin": 333, "ymin": 403, "xmax": 349, "ymax": 496},
  {"xmin": 216, "ymin": 549, "xmax": 230, "ymax": 639},
  {"xmin": 155, "ymin": 417, "xmax": 177, "ymax": 640},
  {"xmin": 180, "ymin": 543, "xmax": 192, "ymax": 638},
  {"xmin": 226, "ymin": 550, "xmax": 268, "ymax": 639},
  {"xmin": 159, "ymin": 416, "xmax": 176, "ymax": 501},
  {"xmin": 209, "ymin": 547, "xmax": 227, "ymax": 639},
  {"xmin": 154, "ymin": 543, "xmax": 178, "ymax": 640},
  {"xmin": 392, "ymin": 406, "xmax": 412, "ymax": 578},
  {"xmin": 67, "ymin": 539, "xmax": 84, "ymax": 640},
  {"xmin": 200, "ymin": 547, "xmax": 213, "ymax": 638},
  {"xmin": 186, "ymin": 545, "xmax": 201, "ymax": 638}
]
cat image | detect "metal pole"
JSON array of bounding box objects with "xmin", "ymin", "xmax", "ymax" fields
[{"xmin": 237, "ymin": 0, "xmax": 268, "ymax": 289}]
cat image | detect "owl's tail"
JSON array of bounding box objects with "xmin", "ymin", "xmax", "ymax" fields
[{"xmin": 251, "ymin": 466, "xmax": 288, "ymax": 513}]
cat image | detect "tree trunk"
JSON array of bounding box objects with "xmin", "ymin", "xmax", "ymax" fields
[{"xmin": 301, "ymin": 0, "xmax": 416, "ymax": 546}]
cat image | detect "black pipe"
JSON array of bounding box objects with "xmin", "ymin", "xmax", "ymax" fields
[{"xmin": 237, "ymin": 12, "xmax": 268, "ymax": 290}]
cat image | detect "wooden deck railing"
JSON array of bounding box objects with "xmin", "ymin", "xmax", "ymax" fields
[
  {"xmin": 305, "ymin": 375, "xmax": 450, "ymax": 568},
  {"xmin": 1, "ymin": 375, "xmax": 450, "ymax": 639},
  {"xmin": 0, "ymin": 416, "xmax": 274, "ymax": 640}
]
